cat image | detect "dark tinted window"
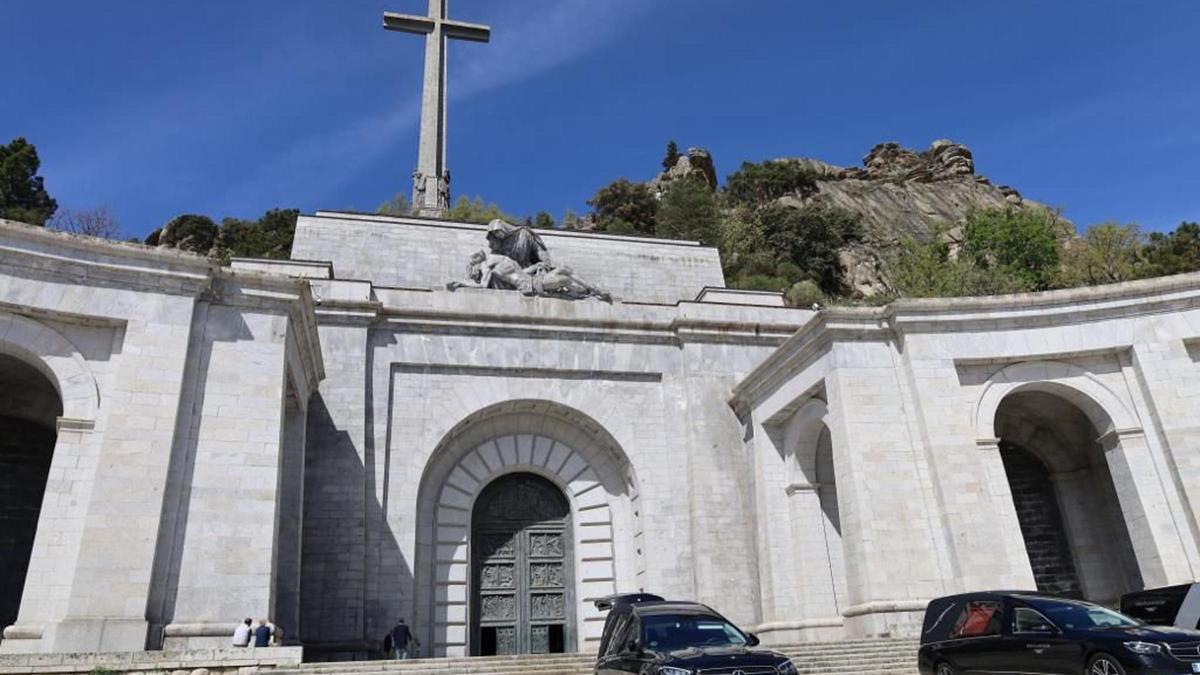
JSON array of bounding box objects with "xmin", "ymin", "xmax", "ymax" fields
[
  {"xmin": 1121, "ymin": 585, "xmax": 1189, "ymax": 626},
  {"xmin": 922, "ymin": 599, "xmax": 959, "ymax": 643},
  {"xmin": 1036, "ymin": 601, "xmax": 1140, "ymax": 630},
  {"xmin": 1012, "ymin": 607, "xmax": 1057, "ymax": 634},
  {"xmin": 640, "ymin": 614, "xmax": 748, "ymax": 652},
  {"xmin": 602, "ymin": 613, "xmax": 630, "ymax": 657},
  {"xmin": 950, "ymin": 601, "xmax": 1001, "ymax": 638}
]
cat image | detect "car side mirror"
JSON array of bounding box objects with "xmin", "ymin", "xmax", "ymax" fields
[{"xmin": 746, "ymin": 633, "xmax": 760, "ymax": 647}]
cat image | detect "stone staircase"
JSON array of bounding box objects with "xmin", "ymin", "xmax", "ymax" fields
[{"xmin": 279, "ymin": 637, "xmax": 919, "ymax": 675}]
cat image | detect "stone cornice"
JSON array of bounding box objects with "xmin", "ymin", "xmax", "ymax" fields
[
  {"xmin": 0, "ymin": 219, "xmax": 325, "ymax": 388},
  {"xmin": 885, "ymin": 272, "xmax": 1200, "ymax": 330},
  {"xmin": 311, "ymin": 209, "xmax": 715, "ymax": 249},
  {"xmin": 730, "ymin": 308, "xmax": 892, "ymax": 413},
  {"xmin": 730, "ymin": 271, "xmax": 1200, "ymax": 414}
]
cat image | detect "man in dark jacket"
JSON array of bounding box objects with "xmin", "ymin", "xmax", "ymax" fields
[
  {"xmin": 253, "ymin": 619, "xmax": 271, "ymax": 647},
  {"xmin": 388, "ymin": 618, "xmax": 417, "ymax": 659}
]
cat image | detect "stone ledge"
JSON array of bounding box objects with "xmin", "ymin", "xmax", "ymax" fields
[{"xmin": 0, "ymin": 647, "xmax": 302, "ymax": 675}]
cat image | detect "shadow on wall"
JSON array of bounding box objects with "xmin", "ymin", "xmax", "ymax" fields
[{"xmin": 299, "ymin": 394, "xmax": 411, "ymax": 662}]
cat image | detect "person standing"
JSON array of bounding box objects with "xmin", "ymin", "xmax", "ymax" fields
[
  {"xmin": 388, "ymin": 618, "xmax": 417, "ymax": 660},
  {"xmin": 232, "ymin": 618, "xmax": 253, "ymax": 647}
]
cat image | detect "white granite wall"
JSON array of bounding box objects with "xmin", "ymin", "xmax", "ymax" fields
[
  {"xmin": 0, "ymin": 221, "xmax": 321, "ymax": 655},
  {"xmin": 735, "ymin": 282, "xmax": 1200, "ymax": 640},
  {"xmin": 290, "ymin": 212, "xmax": 726, "ymax": 305}
]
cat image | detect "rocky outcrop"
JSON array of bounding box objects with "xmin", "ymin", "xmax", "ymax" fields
[
  {"xmin": 787, "ymin": 140, "xmax": 1065, "ymax": 296},
  {"xmin": 650, "ymin": 147, "xmax": 718, "ymax": 195}
]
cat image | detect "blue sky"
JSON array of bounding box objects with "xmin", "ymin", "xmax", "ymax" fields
[{"xmin": 3, "ymin": 1, "xmax": 1198, "ymax": 237}]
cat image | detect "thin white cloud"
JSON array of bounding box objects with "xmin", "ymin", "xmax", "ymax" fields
[{"xmin": 217, "ymin": 0, "xmax": 651, "ymax": 213}]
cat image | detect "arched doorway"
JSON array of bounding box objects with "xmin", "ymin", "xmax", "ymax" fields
[
  {"xmin": 813, "ymin": 427, "xmax": 847, "ymax": 612},
  {"xmin": 779, "ymin": 398, "xmax": 847, "ymax": 630},
  {"xmin": 0, "ymin": 353, "xmax": 62, "ymax": 631},
  {"xmin": 995, "ymin": 391, "xmax": 1143, "ymax": 603},
  {"xmin": 470, "ymin": 473, "xmax": 574, "ymax": 656},
  {"xmin": 414, "ymin": 401, "xmax": 638, "ymax": 657}
]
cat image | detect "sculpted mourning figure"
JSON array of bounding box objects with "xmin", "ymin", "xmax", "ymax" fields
[
  {"xmin": 486, "ymin": 219, "xmax": 550, "ymax": 267},
  {"xmin": 446, "ymin": 219, "xmax": 612, "ymax": 301}
]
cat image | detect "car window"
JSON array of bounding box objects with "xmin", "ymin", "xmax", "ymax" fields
[
  {"xmin": 641, "ymin": 614, "xmax": 749, "ymax": 652},
  {"xmin": 1012, "ymin": 607, "xmax": 1057, "ymax": 634},
  {"xmin": 951, "ymin": 601, "xmax": 1001, "ymax": 638},
  {"xmin": 1037, "ymin": 602, "xmax": 1140, "ymax": 630},
  {"xmin": 603, "ymin": 613, "xmax": 630, "ymax": 656}
]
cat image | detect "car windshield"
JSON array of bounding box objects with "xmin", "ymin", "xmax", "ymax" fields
[
  {"xmin": 641, "ymin": 614, "xmax": 748, "ymax": 652},
  {"xmin": 1036, "ymin": 602, "xmax": 1141, "ymax": 630}
]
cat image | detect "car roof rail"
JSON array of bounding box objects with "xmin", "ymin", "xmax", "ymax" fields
[{"xmin": 594, "ymin": 593, "xmax": 666, "ymax": 611}]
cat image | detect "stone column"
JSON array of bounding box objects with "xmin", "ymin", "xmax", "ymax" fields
[
  {"xmin": 785, "ymin": 482, "xmax": 845, "ymax": 636},
  {"xmin": 1100, "ymin": 428, "xmax": 1194, "ymax": 588},
  {"xmin": 1049, "ymin": 469, "xmax": 1127, "ymax": 603},
  {"xmin": 0, "ymin": 419, "xmax": 99, "ymax": 654},
  {"xmin": 823, "ymin": 342, "xmax": 942, "ymax": 637},
  {"xmin": 273, "ymin": 394, "xmax": 308, "ymax": 642},
  {"xmin": 971, "ymin": 438, "xmax": 1038, "ymax": 592},
  {"xmin": 161, "ymin": 307, "xmax": 291, "ymax": 649}
]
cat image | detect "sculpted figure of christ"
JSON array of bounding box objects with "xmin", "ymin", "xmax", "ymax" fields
[{"xmin": 447, "ymin": 250, "xmax": 611, "ymax": 302}]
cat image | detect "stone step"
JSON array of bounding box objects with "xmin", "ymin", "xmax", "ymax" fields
[
  {"xmin": 292, "ymin": 640, "xmax": 919, "ymax": 672},
  {"xmin": 285, "ymin": 648, "xmax": 917, "ymax": 675},
  {"xmin": 294, "ymin": 652, "xmax": 915, "ymax": 672},
  {"xmin": 283, "ymin": 638, "xmax": 919, "ymax": 675},
  {"xmin": 292, "ymin": 660, "xmax": 916, "ymax": 675}
]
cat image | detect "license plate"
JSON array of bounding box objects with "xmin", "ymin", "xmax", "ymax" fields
[{"xmin": 1190, "ymin": 663, "xmax": 1200, "ymax": 673}]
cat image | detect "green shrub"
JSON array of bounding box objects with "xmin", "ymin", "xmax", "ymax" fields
[
  {"xmin": 588, "ymin": 178, "xmax": 657, "ymax": 234},
  {"xmin": 1144, "ymin": 222, "xmax": 1200, "ymax": 276},
  {"xmin": 724, "ymin": 160, "xmax": 818, "ymax": 207},
  {"xmin": 892, "ymin": 237, "xmax": 1025, "ymax": 298},
  {"xmin": 655, "ymin": 175, "xmax": 720, "ymax": 244},
  {"xmin": 786, "ymin": 280, "xmax": 825, "ymax": 307},
  {"xmin": 961, "ymin": 207, "xmax": 1064, "ymax": 291},
  {"xmin": 756, "ymin": 203, "xmax": 861, "ymax": 294}
]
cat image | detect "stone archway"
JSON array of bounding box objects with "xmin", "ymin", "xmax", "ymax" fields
[
  {"xmin": 994, "ymin": 389, "xmax": 1143, "ymax": 603},
  {"xmin": 414, "ymin": 401, "xmax": 639, "ymax": 657},
  {"xmin": 782, "ymin": 399, "xmax": 847, "ymax": 627},
  {"xmin": 0, "ymin": 353, "xmax": 62, "ymax": 632}
]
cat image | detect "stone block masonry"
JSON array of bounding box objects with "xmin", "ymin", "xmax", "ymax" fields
[{"xmin": 290, "ymin": 212, "xmax": 727, "ymax": 305}]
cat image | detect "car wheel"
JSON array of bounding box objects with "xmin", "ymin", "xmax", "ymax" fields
[
  {"xmin": 1088, "ymin": 653, "xmax": 1127, "ymax": 675},
  {"xmin": 936, "ymin": 661, "xmax": 956, "ymax": 675}
]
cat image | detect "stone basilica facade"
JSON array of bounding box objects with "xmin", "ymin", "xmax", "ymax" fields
[{"xmin": 1, "ymin": 212, "xmax": 1199, "ymax": 659}]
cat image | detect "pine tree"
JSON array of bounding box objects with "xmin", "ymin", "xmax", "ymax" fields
[{"xmin": 662, "ymin": 140, "xmax": 681, "ymax": 172}]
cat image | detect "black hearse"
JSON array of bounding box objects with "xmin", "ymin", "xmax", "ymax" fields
[
  {"xmin": 594, "ymin": 593, "xmax": 796, "ymax": 675},
  {"xmin": 919, "ymin": 591, "xmax": 1200, "ymax": 675}
]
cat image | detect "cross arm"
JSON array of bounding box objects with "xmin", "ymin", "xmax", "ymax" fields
[
  {"xmin": 441, "ymin": 19, "xmax": 491, "ymax": 43},
  {"xmin": 383, "ymin": 12, "xmax": 436, "ymax": 35}
]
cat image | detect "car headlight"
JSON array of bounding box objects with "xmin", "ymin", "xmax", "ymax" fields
[
  {"xmin": 658, "ymin": 668, "xmax": 692, "ymax": 675},
  {"xmin": 777, "ymin": 660, "xmax": 799, "ymax": 675},
  {"xmin": 1124, "ymin": 641, "xmax": 1163, "ymax": 655}
]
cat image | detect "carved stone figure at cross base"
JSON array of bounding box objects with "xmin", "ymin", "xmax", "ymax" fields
[
  {"xmin": 412, "ymin": 169, "xmax": 427, "ymax": 205},
  {"xmin": 446, "ymin": 220, "xmax": 612, "ymax": 301}
]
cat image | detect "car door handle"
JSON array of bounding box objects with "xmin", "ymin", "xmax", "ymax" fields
[{"xmin": 1025, "ymin": 643, "xmax": 1051, "ymax": 651}]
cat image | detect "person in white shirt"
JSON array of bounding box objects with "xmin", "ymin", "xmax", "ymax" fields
[{"xmin": 231, "ymin": 618, "xmax": 253, "ymax": 647}]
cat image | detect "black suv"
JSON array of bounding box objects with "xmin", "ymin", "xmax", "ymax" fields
[
  {"xmin": 919, "ymin": 591, "xmax": 1200, "ymax": 675},
  {"xmin": 593, "ymin": 593, "xmax": 796, "ymax": 675}
]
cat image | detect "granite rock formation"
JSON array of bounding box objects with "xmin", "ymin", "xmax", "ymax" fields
[
  {"xmin": 788, "ymin": 140, "xmax": 1064, "ymax": 297},
  {"xmin": 650, "ymin": 147, "xmax": 718, "ymax": 195}
]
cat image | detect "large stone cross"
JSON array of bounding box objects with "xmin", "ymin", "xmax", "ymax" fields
[{"xmin": 384, "ymin": 1, "xmax": 491, "ymax": 217}]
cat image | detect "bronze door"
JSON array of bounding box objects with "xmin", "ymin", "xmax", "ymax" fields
[{"xmin": 471, "ymin": 473, "xmax": 574, "ymax": 655}]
